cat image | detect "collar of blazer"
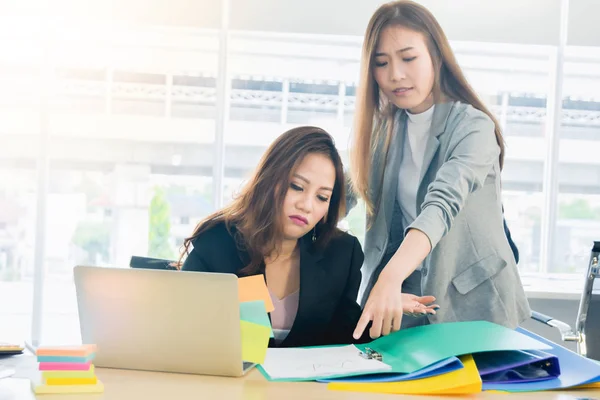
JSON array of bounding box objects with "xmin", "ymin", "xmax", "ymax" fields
[
  {"xmin": 231, "ymin": 224, "xmax": 325, "ymax": 270},
  {"xmin": 398, "ymin": 100, "xmax": 455, "ymax": 138}
]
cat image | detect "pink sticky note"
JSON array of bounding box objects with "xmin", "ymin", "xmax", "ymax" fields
[{"xmin": 39, "ymin": 362, "xmax": 92, "ymax": 371}]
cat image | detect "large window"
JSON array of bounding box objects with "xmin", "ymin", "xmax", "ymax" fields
[
  {"xmin": 0, "ymin": 19, "xmax": 43, "ymax": 342},
  {"xmin": 554, "ymin": 46, "xmax": 600, "ymax": 274},
  {"xmin": 1, "ymin": 20, "xmax": 220, "ymax": 344},
  {"xmin": 2, "ymin": 1, "xmax": 600, "ymax": 345},
  {"xmin": 222, "ymin": 33, "xmax": 366, "ymax": 239}
]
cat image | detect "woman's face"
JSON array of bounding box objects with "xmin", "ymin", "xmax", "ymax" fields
[
  {"xmin": 372, "ymin": 25, "xmax": 435, "ymax": 114},
  {"xmin": 281, "ymin": 153, "xmax": 335, "ymax": 240}
]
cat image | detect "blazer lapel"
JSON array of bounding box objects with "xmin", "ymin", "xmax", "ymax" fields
[
  {"xmin": 382, "ymin": 111, "xmax": 406, "ymax": 232},
  {"xmin": 279, "ymin": 238, "xmax": 324, "ymax": 347},
  {"xmin": 417, "ymin": 102, "xmax": 454, "ymax": 204}
]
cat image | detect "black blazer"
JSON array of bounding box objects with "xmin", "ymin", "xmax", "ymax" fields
[{"xmin": 181, "ymin": 221, "xmax": 371, "ymax": 347}]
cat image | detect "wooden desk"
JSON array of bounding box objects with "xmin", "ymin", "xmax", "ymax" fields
[{"xmin": 1, "ymin": 367, "xmax": 599, "ymax": 400}]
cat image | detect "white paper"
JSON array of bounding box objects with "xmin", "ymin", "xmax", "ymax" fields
[
  {"xmin": 0, "ymin": 355, "xmax": 40, "ymax": 381},
  {"xmin": 0, "ymin": 366, "xmax": 15, "ymax": 379},
  {"xmin": 261, "ymin": 345, "xmax": 391, "ymax": 380}
]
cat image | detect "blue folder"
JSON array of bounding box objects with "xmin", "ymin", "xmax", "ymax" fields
[
  {"xmin": 317, "ymin": 356, "xmax": 463, "ymax": 383},
  {"xmin": 474, "ymin": 349, "xmax": 560, "ymax": 383},
  {"xmin": 482, "ymin": 328, "xmax": 600, "ymax": 391}
]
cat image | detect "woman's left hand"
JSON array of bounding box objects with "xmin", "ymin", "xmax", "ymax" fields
[
  {"xmin": 353, "ymin": 268, "xmax": 405, "ymax": 339},
  {"xmin": 354, "ymin": 229, "xmax": 435, "ymax": 340},
  {"xmin": 353, "ymin": 270, "xmax": 438, "ymax": 340}
]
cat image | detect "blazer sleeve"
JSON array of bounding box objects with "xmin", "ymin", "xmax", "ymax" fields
[
  {"xmin": 326, "ymin": 237, "xmax": 372, "ymax": 344},
  {"xmin": 181, "ymin": 244, "xmax": 212, "ymax": 272},
  {"xmin": 181, "ymin": 229, "xmax": 221, "ymax": 272},
  {"xmin": 407, "ymin": 111, "xmax": 500, "ymax": 249}
]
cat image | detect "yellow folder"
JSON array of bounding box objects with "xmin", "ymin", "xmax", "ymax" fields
[
  {"xmin": 328, "ymin": 355, "xmax": 482, "ymax": 395},
  {"xmin": 571, "ymin": 381, "xmax": 600, "ymax": 389}
]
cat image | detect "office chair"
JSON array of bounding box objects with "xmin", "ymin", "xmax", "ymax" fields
[
  {"xmin": 129, "ymin": 255, "xmax": 178, "ymax": 270},
  {"xmin": 531, "ymin": 241, "xmax": 600, "ymax": 361}
]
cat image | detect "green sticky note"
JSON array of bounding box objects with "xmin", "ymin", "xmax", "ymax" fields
[
  {"xmin": 357, "ymin": 320, "xmax": 552, "ymax": 374},
  {"xmin": 240, "ymin": 320, "xmax": 271, "ymax": 364},
  {"xmin": 240, "ymin": 300, "xmax": 274, "ymax": 338}
]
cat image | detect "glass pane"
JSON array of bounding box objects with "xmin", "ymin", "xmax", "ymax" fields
[
  {"xmin": 0, "ymin": 169, "xmax": 37, "ymax": 342},
  {"xmin": 0, "ymin": 19, "xmax": 42, "ymax": 342},
  {"xmin": 40, "ymin": 25, "xmax": 219, "ymax": 345},
  {"xmin": 223, "ymin": 32, "xmax": 367, "ymax": 242},
  {"xmin": 555, "ymin": 46, "xmax": 600, "ymax": 274}
]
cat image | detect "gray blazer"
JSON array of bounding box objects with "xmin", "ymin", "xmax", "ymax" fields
[{"xmin": 348, "ymin": 101, "xmax": 531, "ymax": 329}]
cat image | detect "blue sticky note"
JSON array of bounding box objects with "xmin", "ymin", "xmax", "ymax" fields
[
  {"xmin": 240, "ymin": 300, "xmax": 274, "ymax": 338},
  {"xmin": 36, "ymin": 353, "xmax": 96, "ymax": 363}
]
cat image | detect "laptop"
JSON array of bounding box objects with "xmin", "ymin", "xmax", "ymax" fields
[{"xmin": 73, "ymin": 265, "xmax": 255, "ymax": 377}]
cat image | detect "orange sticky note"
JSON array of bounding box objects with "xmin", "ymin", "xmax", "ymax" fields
[
  {"xmin": 36, "ymin": 344, "xmax": 97, "ymax": 357},
  {"xmin": 238, "ymin": 275, "xmax": 274, "ymax": 312}
]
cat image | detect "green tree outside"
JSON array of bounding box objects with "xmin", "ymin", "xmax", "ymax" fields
[{"xmin": 148, "ymin": 187, "xmax": 175, "ymax": 259}]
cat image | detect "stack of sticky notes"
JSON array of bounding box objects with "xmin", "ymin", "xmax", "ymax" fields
[
  {"xmin": 238, "ymin": 275, "xmax": 275, "ymax": 365},
  {"xmin": 31, "ymin": 344, "xmax": 104, "ymax": 394}
]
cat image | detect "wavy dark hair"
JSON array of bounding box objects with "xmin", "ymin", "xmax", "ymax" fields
[{"xmin": 178, "ymin": 126, "xmax": 346, "ymax": 275}]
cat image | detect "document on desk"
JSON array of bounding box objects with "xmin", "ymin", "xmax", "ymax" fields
[
  {"xmin": 259, "ymin": 345, "xmax": 392, "ymax": 381},
  {"xmin": 0, "ymin": 366, "xmax": 15, "ymax": 379},
  {"xmin": 0, "ymin": 355, "xmax": 40, "ymax": 381}
]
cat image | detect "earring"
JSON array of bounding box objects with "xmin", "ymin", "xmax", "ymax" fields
[{"xmin": 312, "ymin": 228, "xmax": 317, "ymax": 242}]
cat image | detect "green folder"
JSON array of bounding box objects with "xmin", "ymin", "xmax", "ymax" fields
[
  {"xmin": 354, "ymin": 320, "xmax": 552, "ymax": 374},
  {"xmin": 258, "ymin": 320, "xmax": 552, "ymax": 381}
]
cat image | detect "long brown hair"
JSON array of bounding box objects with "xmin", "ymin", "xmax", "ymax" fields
[
  {"xmin": 350, "ymin": 0, "xmax": 505, "ymax": 216},
  {"xmin": 178, "ymin": 126, "xmax": 346, "ymax": 275}
]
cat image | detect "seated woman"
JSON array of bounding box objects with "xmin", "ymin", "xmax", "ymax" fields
[{"xmin": 178, "ymin": 126, "xmax": 437, "ymax": 347}]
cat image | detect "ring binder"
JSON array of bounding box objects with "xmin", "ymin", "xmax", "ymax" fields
[{"xmin": 359, "ymin": 347, "xmax": 383, "ymax": 362}]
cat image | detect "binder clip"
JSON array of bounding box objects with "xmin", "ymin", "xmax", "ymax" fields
[{"xmin": 359, "ymin": 347, "xmax": 383, "ymax": 361}]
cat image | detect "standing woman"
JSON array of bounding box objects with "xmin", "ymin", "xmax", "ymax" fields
[{"xmin": 349, "ymin": 0, "xmax": 531, "ymax": 340}]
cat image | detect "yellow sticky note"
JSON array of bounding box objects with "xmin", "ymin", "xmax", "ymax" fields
[
  {"xmin": 46, "ymin": 376, "xmax": 98, "ymax": 385},
  {"xmin": 238, "ymin": 275, "xmax": 274, "ymax": 312},
  {"xmin": 42, "ymin": 365, "xmax": 96, "ymax": 380},
  {"xmin": 31, "ymin": 380, "xmax": 104, "ymax": 394},
  {"xmin": 241, "ymin": 320, "xmax": 271, "ymax": 365},
  {"xmin": 328, "ymin": 355, "xmax": 482, "ymax": 395}
]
